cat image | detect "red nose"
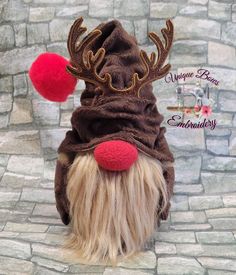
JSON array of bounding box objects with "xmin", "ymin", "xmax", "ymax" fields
[{"xmin": 94, "ymin": 140, "xmax": 138, "ymax": 171}]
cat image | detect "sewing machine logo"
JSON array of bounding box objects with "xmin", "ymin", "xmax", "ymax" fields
[
  {"xmin": 166, "ymin": 82, "xmax": 217, "ymax": 130},
  {"xmin": 167, "ymin": 82, "xmax": 213, "ymax": 117}
]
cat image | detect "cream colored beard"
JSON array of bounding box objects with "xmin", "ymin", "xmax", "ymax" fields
[{"xmin": 65, "ymin": 152, "xmax": 168, "ymax": 264}]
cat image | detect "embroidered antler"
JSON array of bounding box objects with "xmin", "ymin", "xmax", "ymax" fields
[{"xmin": 67, "ymin": 17, "xmax": 174, "ymax": 97}]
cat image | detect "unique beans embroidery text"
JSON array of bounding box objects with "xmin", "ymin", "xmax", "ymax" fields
[
  {"xmin": 167, "ymin": 115, "xmax": 217, "ymax": 130},
  {"xmin": 165, "ymin": 69, "xmax": 219, "ymax": 86}
]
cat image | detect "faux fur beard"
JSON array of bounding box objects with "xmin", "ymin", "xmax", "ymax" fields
[{"xmin": 65, "ymin": 152, "xmax": 168, "ymax": 264}]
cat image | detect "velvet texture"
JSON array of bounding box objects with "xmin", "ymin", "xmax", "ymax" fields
[{"xmin": 55, "ymin": 19, "xmax": 175, "ymax": 225}]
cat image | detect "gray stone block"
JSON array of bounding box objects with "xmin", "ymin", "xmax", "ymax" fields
[
  {"xmin": 171, "ymin": 211, "xmax": 207, "ymax": 224},
  {"xmin": 60, "ymin": 96, "xmax": 74, "ymax": 110},
  {"xmin": 179, "ymin": 5, "xmax": 207, "ymax": 17},
  {"xmin": 174, "ymin": 184, "xmax": 204, "ymax": 195},
  {"xmin": 29, "ymin": 216, "xmax": 61, "ymax": 225},
  {"xmin": 117, "ymin": 251, "xmax": 156, "ymax": 269},
  {"xmin": 2, "ymin": 0, "xmax": 28, "ymax": 21},
  {"xmin": 0, "ymin": 239, "xmax": 31, "ymax": 260},
  {"xmin": 33, "ymin": 204, "xmax": 59, "ymax": 217},
  {"xmin": 13, "ymin": 74, "xmax": 28, "ymax": 96},
  {"xmin": 32, "ymin": 100, "xmax": 59, "ymax": 126},
  {"xmin": 188, "ymin": 0, "xmax": 208, "ymax": 4},
  {"xmin": 4, "ymin": 222, "xmax": 48, "ymax": 233},
  {"xmin": 89, "ymin": 0, "xmax": 113, "ymax": 17},
  {"xmin": 7, "ymin": 156, "xmax": 44, "ymax": 176},
  {"xmin": 29, "ymin": 7, "xmax": 55, "ymax": 22},
  {"xmin": 209, "ymin": 218, "xmax": 236, "ymax": 230},
  {"xmin": 189, "ymin": 195, "xmax": 223, "ymax": 210},
  {"xmin": 170, "ymin": 195, "xmax": 189, "ymax": 211},
  {"xmin": 56, "ymin": 5, "xmax": 87, "ymax": 17},
  {"xmin": 165, "ymin": 128, "xmax": 205, "ymax": 152},
  {"xmin": 176, "ymin": 244, "xmax": 236, "ymax": 258},
  {"xmin": 148, "ymin": 20, "xmax": 167, "ymax": 38},
  {"xmin": 202, "ymin": 172, "xmax": 236, "ymax": 193},
  {"xmin": 155, "ymin": 242, "xmax": 176, "ymax": 255},
  {"xmin": 196, "ymin": 232, "xmax": 235, "ymax": 244},
  {"xmin": 150, "ymin": 3, "xmax": 177, "ymax": 18},
  {"xmin": 60, "ymin": 112, "xmax": 71, "ymax": 127},
  {"xmin": 219, "ymin": 91, "xmax": 236, "ymax": 112},
  {"xmin": 49, "ymin": 19, "xmax": 74, "ymax": 42},
  {"xmin": 46, "ymin": 42, "xmax": 68, "ymax": 58},
  {"xmin": 233, "ymin": 115, "xmax": 236, "ymax": 127},
  {"xmin": 31, "ymin": 256, "xmax": 69, "ymax": 272},
  {"xmin": 0, "ymin": 189, "xmax": 20, "ymax": 207},
  {"xmin": 0, "ymin": 76, "xmax": 13, "ymax": 93},
  {"xmin": 0, "ymin": 45, "xmax": 46, "ymax": 75},
  {"xmin": 175, "ymin": 156, "xmax": 201, "ymax": 183},
  {"xmin": 0, "ymin": 256, "xmax": 34, "ymax": 274},
  {"xmin": 229, "ymin": 130, "xmax": 236, "ymax": 156},
  {"xmin": 134, "ymin": 19, "xmax": 147, "ymax": 44},
  {"xmin": 223, "ymin": 195, "xmax": 236, "ymax": 207},
  {"xmin": 32, "ymin": 242, "xmax": 75, "ymax": 262},
  {"xmin": 66, "ymin": 0, "xmax": 88, "ymax": 3},
  {"xmin": 21, "ymin": 188, "xmax": 55, "ymax": 203},
  {"xmin": 34, "ymin": 0, "xmax": 64, "ymax": 3},
  {"xmin": 14, "ymin": 23, "xmax": 26, "ymax": 47},
  {"xmin": 203, "ymin": 155, "xmax": 236, "ymax": 171},
  {"xmin": 1, "ymin": 172, "xmax": 41, "ymax": 188},
  {"xmin": 209, "ymin": 0, "xmax": 231, "ymax": 21},
  {"xmin": 118, "ymin": 19, "xmax": 134, "ymax": 35},
  {"xmin": 170, "ymin": 223, "xmax": 212, "ymax": 231},
  {"xmin": 18, "ymin": 232, "xmax": 63, "ymax": 245},
  {"xmin": 114, "ymin": 0, "xmax": 149, "ymax": 17},
  {"xmin": 172, "ymin": 40, "xmax": 207, "ymax": 55},
  {"xmin": 198, "ymin": 257, "xmax": 236, "ymax": 272},
  {"xmin": 40, "ymin": 128, "xmax": 67, "ymax": 151},
  {"xmin": 205, "ymin": 128, "xmax": 231, "ymax": 137},
  {"xmin": 43, "ymin": 160, "xmax": 56, "ymax": 180},
  {"xmin": 171, "ymin": 53, "xmax": 206, "ymax": 66},
  {"xmin": 206, "ymin": 208, "xmax": 236, "ymax": 218},
  {"xmin": 27, "ymin": 23, "xmax": 49, "ymax": 45},
  {"xmin": 0, "ymin": 130, "xmax": 40, "ymax": 155},
  {"xmin": 0, "ymin": 155, "xmax": 9, "ymax": 166},
  {"xmin": 0, "ymin": 94, "xmax": 12, "ymax": 113},
  {"xmin": 10, "ymin": 98, "xmax": 33, "ymax": 125},
  {"xmin": 206, "ymin": 138, "xmax": 229, "ymax": 155},
  {"xmin": 82, "ymin": 18, "xmax": 102, "ymax": 32},
  {"xmin": 0, "ymin": 25, "xmax": 14, "ymax": 50},
  {"xmin": 157, "ymin": 257, "xmax": 205, "ymax": 275},
  {"xmin": 208, "ymin": 42, "xmax": 236, "ymax": 69},
  {"xmin": 210, "ymin": 112, "xmax": 232, "ymax": 127},
  {"xmin": 222, "ymin": 23, "xmax": 236, "ymax": 47},
  {"xmin": 104, "ymin": 268, "xmax": 151, "ymax": 275},
  {"xmin": 174, "ymin": 17, "xmax": 220, "ymax": 40},
  {"xmin": 155, "ymin": 231, "xmax": 196, "ymax": 243},
  {"xmin": 0, "ymin": 114, "xmax": 8, "ymax": 129}
]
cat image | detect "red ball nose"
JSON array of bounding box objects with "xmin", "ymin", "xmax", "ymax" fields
[
  {"xmin": 94, "ymin": 140, "xmax": 138, "ymax": 171},
  {"xmin": 29, "ymin": 53, "xmax": 77, "ymax": 102}
]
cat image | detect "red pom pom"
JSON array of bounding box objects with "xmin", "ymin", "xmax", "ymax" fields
[
  {"xmin": 29, "ymin": 53, "xmax": 77, "ymax": 102},
  {"xmin": 94, "ymin": 140, "xmax": 138, "ymax": 171}
]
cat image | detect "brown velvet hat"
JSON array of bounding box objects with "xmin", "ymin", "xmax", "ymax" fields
[{"xmin": 57, "ymin": 17, "xmax": 175, "ymax": 220}]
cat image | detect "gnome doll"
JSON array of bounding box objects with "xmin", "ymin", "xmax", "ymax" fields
[{"xmin": 30, "ymin": 17, "xmax": 175, "ymax": 264}]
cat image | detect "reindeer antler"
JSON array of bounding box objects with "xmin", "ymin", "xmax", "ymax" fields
[{"xmin": 67, "ymin": 17, "xmax": 174, "ymax": 97}]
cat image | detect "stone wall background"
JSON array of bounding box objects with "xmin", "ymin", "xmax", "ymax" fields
[{"xmin": 0, "ymin": 0, "xmax": 236, "ymax": 274}]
